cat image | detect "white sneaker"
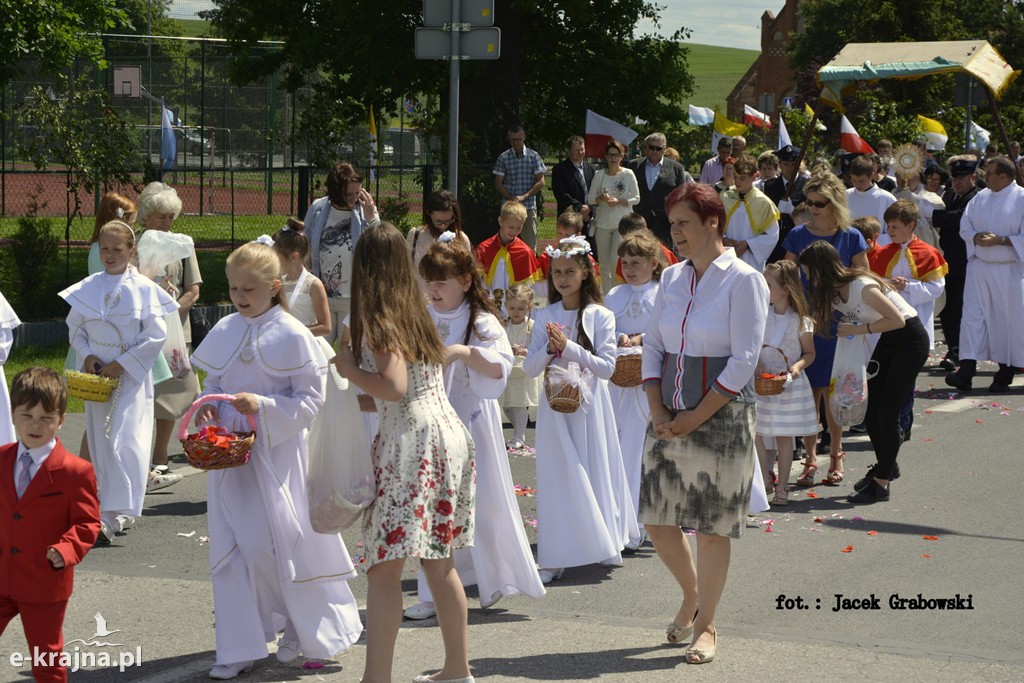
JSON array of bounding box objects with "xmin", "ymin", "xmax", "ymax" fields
[
  {"xmin": 274, "ymin": 637, "xmax": 301, "ymax": 663},
  {"xmin": 403, "ymin": 601, "xmax": 437, "ymax": 620},
  {"xmin": 208, "ymin": 660, "xmax": 253, "ymax": 680},
  {"xmin": 624, "ymin": 532, "xmax": 647, "ymax": 552},
  {"xmin": 148, "ymin": 469, "xmax": 183, "ymax": 492},
  {"xmin": 538, "ymin": 567, "xmax": 564, "ymax": 584},
  {"xmin": 479, "ymin": 590, "xmax": 503, "ymax": 609}
]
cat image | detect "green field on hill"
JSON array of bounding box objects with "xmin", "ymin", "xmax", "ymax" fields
[{"xmin": 684, "ymin": 43, "xmax": 760, "ymax": 113}]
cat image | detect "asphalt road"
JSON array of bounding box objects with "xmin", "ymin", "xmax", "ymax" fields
[{"xmin": 2, "ymin": 342, "xmax": 1023, "ymax": 682}]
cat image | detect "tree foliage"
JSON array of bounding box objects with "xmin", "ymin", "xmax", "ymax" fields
[
  {"xmin": 203, "ymin": 0, "xmax": 694, "ymax": 159},
  {"xmin": 787, "ymin": 0, "xmax": 1024, "ymax": 153},
  {"xmin": 0, "ymin": 0, "xmax": 127, "ymax": 85},
  {"xmin": 17, "ymin": 80, "xmax": 145, "ymax": 234}
]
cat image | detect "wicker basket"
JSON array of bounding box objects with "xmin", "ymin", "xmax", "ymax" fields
[
  {"xmin": 754, "ymin": 345, "xmax": 790, "ymax": 396},
  {"xmin": 610, "ymin": 353, "xmax": 642, "ymax": 388},
  {"xmin": 178, "ymin": 394, "xmax": 257, "ymax": 470},
  {"xmin": 64, "ymin": 370, "xmax": 118, "ymax": 402},
  {"xmin": 544, "ymin": 368, "xmax": 582, "ymax": 413}
]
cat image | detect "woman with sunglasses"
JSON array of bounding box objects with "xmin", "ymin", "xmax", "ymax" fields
[
  {"xmin": 407, "ymin": 190, "xmax": 473, "ymax": 290},
  {"xmin": 782, "ymin": 171, "xmax": 869, "ymax": 490}
]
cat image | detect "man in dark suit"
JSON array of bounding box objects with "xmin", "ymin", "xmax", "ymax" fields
[
  {"xmin": 627, "ymin": 132, "xmax": 693, "ymax": 247},
  {"xmin": 551, "ymin": 135, "xmax": 597, "ymax": 250},
  {"xmin": 763, "ymin": 145, "xmax": 808, "ymax": 263},
  {"xmin": 933, "ymin": 156, "xmax": 979, "ymax": 372}
]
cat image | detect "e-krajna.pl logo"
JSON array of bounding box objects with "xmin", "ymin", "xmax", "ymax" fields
[{"xmin": 8, "ymin": 613, "xmax": 142, "ymax": 673}]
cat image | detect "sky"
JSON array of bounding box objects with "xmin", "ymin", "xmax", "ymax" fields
[
  {"xmin": 169, "ymin": 0, "xmax": 774, "ymax": 51},
  {"xmin": 646, "ymin": 0, "xmax": 773, "ymax": 51}
]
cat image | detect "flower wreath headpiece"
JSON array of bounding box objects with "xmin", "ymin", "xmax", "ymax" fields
[
  {"xmin": 253, "ymin": 234, "xmax": 275, "ymax": 247},
  {"xmin": 544, "ymin": 235, "xmax": 592, "ymax": 259}
]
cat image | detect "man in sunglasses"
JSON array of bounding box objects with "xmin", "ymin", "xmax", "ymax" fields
[{"xmin": 627, "ymin": 132, "xmax": 692, "ymax": 247}]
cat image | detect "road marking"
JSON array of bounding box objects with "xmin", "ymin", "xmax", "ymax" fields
[{"xmin": 928, "ymin": 398, "xmax": 978, "ymax": 413}]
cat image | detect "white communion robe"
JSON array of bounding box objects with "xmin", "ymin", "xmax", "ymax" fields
[
  {"xmin": 0, "ymin": 292, "xmax": 21, "ymax": 446},
  {"xmin": 60, "ymin": 268, "xmax": 177, "ymax": 519},
  {"xmin": 418, "ymin": 301, "xmax": 545, "ymax": 604},
  {"xmin": 886, "ymin": 240, "xmax": 945, "ymax": 349},
  {"xmin": 604, "ymin": 281, "xmax": 659, "ymax": 546},
  {"xmin": 524, "ymin": 301, "xmax": 639, "ymax": 569},
  {"xmin": 958, "ymin": 183, "xmax": 1024, "ymax": 367},
  {"xmin": 847, "ymin": 185, "xmax": 897, "ymax": 246},
  {"xmin": 722, "ymin": 187, "xmax": 781, "ymax": 271},
  {"xmin": 191, "ymin": 306, "xmax": 362, "ymax": 665}
]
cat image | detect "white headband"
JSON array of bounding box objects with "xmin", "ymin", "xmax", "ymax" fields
[
  {"xmin": 544, "ymin": 236, "xmax": 592, "ymax": 260},
  {"xmin": 253, "ymin": 235, "xmax": 275, "ymax": 247}
]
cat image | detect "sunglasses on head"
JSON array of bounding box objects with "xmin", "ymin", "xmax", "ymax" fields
[
  {"xmin": 648, "ymin": 145, "xmax": 665, "ymax": 151},
  {"xmin": 805, "ymin": 199, "xmax": 830, "ymax": 209}
]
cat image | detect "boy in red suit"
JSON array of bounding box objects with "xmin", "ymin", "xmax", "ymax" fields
[
  {"xmin": 0, "ymin": 367, "xmax": 101, "ymax": 683},
  {"xmin": 475, "ymin": 201, "xmax": 543, "ymax": 312}
]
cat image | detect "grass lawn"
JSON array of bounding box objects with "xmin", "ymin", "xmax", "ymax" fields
[
  {"xmin": 683, "ymin": 43, "xmax": 759, "ymax": 112},
  {"xmin": 5, "ymin": 345, "xmax": 85, "ymax": 413}
]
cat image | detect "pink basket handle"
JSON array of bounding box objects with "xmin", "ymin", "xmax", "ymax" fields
[{"xmin": 177, "ymin": 393, "xmax": 259, "ymax": 440}]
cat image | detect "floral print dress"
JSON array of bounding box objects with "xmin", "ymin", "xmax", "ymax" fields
[{"xmin": 361, "ymin": 356, "xmax": 476, "ymax": 568}]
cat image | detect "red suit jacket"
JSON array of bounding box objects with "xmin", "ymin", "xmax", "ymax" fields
[{"xmin": 0, "ymin": 439, "xmax": 100, "ymax": 603}]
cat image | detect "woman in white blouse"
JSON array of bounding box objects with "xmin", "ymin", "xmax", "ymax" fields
[
  {"xmin": 588, "ymin": 139, "xmax": 640, "ymax": 292},
  {"xmin": 639, "ymin": 182, "xmax": 768, "ymax": 665}
]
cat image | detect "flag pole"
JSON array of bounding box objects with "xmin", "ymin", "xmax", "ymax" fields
[{"xmin": 985, "ymin": 89, "xmax": 1022, "ymax": 184}]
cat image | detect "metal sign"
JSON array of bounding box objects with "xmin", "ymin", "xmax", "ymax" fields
[
  {"xmin": 423, "ymin": 0, "xmax": 494, "ymax": 27},
  {"xmin": 415, "ymin": 27, "xmax": 501, "ymax": 60}
]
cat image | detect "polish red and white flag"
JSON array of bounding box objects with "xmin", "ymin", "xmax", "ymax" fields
[
  {"xmin": 839, "ymin": 115, "xmax": 875, "ymax": 154},
  {"xmin": 585, "ymin": 110, "xmax": 638, "ymax": 158},
  {"xmin": 743, "ymin": 104, "xmax": 771, "ymax": 129}
]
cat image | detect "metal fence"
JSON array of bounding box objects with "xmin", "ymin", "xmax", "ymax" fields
[{"xmin": 0, "ymin": 163, "xmax": 446, "ymax": 245}]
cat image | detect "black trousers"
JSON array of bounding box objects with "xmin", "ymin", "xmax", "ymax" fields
[{"xmin": 865, "ymin": 317, "xmax": 930, "ymax": 480}]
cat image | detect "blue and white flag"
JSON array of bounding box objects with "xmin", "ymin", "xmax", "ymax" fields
[{"xmin": 160, "ymin": 100, "xmax": 176, "ymax": 171}]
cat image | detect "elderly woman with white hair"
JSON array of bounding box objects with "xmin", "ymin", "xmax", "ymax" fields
[{"xmin": 136, "ymin": 181, "xmax": 202, "ymax": 492}]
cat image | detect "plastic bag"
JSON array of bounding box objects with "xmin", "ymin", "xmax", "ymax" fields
[
  {"xmin": 307, "ymin": 372, "xmax": 375, "ymax": 533},
  {"xmin": 137, "ymin": 230, "xmax": 195, "ymax": 280},
  {"xmin": 545, "ymin": 361, "xmax": 595, "ymax": 411},
  {"xmin": 163, "ymin": 312, "xmax": 192, "ymax": 379},
  {"xmin": 828, "ymin": 332, "xmax": 874, "ymax": 426}
]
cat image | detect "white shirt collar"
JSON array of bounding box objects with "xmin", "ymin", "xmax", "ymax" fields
[{"xmin": 19, "ymin": 438, "xmax": 57, "ymax": 464}]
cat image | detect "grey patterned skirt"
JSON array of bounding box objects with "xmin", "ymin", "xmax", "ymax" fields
[{"xmin": 638, "ymin": 401, "xmax": 756, "ymax": 539}]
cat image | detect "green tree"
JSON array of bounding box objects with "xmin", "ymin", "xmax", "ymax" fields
[
  {"xmin": 0, "ymin": 0, "xmax": 127, "ymax": 85},
  {"xmin": 17, "ymin": 79, "xmax": 144, "ymax": 247},
  {"xmin": 203, "ymin": 0, "xmax": 693, "ymax": 158}
]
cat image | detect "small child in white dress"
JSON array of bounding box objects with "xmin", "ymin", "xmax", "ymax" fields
[
  {"xmin": 755, "ymin": 260, "xmax": 818, "ymax": 505},
  {"xmin": 604, "ymin": 231, "xmax": 663, "ymax": 549},
  {"xmin": 0, "ymin": 290, "xmax": 22, "ymax": 445},
  {"xmin": 499, "ymin": 284, "xmax": 540, "ymax": 453}
]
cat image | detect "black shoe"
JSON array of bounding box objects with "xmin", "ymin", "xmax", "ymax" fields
[
  {"xmin": 847, "ymin": 479, "xmax": 890, "ymax": 504},
  {"xmin": 853, "ymin": 463, "xmax": 900, "ymax": 491},
  {"xmin": 849, "ymin": 422, "xmax": 867, "ymax": 434},
  {"xmin": 945, "ymin": 372, "xmax": 972, "ymax": 391},
  {"xmin": 938, "ymin": 357, "xmax": 957, "ymax": 371},
  {"xmin": 989, "ymin": 382, "xmax": 1011, "ymax": 393}
]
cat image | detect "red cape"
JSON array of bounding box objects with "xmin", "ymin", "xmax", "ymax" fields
[
  {"xmin": 870, "ymin": 237, "xmax": 948, "ymax": 282},
  {"xmin": 475, "ymin": 235, "xmax": 542, "ymax": 287}
]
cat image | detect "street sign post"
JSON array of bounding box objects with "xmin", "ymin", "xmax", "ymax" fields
[
  {"xmin": 423, "ymin": 0, "xmax": 494, "ymax": 27},
  {"xmin": 417, "ymin": 0, "xmax": 501, "ymax": 194}
]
